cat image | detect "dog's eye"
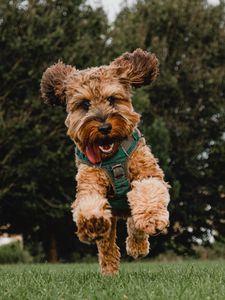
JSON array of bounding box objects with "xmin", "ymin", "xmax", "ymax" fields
[
  {"xmin": 107, "ymin": 96, "xmax": 116, "ymax": 106},
  {"xmin": 80, "ymin": 100, "xmax": 90, "ymax": 111}
]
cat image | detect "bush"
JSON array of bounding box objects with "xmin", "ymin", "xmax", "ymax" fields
[
  {"xmin": 26, "ymin": 241, "xmax": 46, "ymax": 263},
  {"xmin": 194, "ymin": 242, "xmax": 225, "ymax": 260},
  {"xmin": 0, "ymin": 242, "xmax": 33, "ymax": 264},
  {"xmin": 65, "ymin": 252, "xmax": 97, "ymax": 263}
]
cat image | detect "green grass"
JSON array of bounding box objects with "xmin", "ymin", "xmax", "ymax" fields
[{"xmin": 0, "ymin": 261, "xmax": 225, "ymax": 300}]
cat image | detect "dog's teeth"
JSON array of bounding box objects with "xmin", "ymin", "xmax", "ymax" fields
[{"xmin": 99, "ymin": 143, "xmax": 114, "ymax": 154}]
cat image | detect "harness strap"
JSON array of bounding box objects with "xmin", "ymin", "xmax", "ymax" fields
[{"xmin": 75, "ymin": 128, "xmax": 142, "ymax": 210}]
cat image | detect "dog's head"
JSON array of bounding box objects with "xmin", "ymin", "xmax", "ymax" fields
[{"xmin": 40, "ymin": 49, "xmax": 159, "ymax": 164}]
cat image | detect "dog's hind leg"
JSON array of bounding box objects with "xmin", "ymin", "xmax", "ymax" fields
[
  {"xmin": 96, "ymin": 217, "xmax": 120, "ymax": 275},
  {"xmin": 126, "ymin": 217, "xmax": 149, "ymax": 259}
]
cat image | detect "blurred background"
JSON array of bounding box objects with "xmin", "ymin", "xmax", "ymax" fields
[{"xmin": 0, "ymin": 0, "xmax": 224, "ymax": 264}]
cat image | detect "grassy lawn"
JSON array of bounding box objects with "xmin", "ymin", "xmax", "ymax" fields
[{"xmin": 0, "ymin": 261, "xmax": 224, "ymax": 300}]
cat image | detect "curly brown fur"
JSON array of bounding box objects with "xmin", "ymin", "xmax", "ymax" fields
[
  {"xmin": 40, "ymin": 49, "xmax": 170, "ymax": 275},
  {"xmin": 97, "ymin": 217, "xmax": 120, "ymax": 275},
  {"xmin": 40, "ymin": 62, "xmax": 74, "ymax": 106},
  {"xmin": 126, "ymin": 217, "xmax": 150, "ymax": 259},
  {"xmin": 111, "ymin": 48, "xmax": 159, "ymax": 87}
]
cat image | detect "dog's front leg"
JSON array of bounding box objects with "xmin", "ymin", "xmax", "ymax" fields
[
  {"xmin": 127, "ymin": 177, "xmax": 170, "ymax": 236},
  {"xmin": 127, "ymin": 142, "xmax": 170, "ymax": 236},
  {"xmin": 72, "ymin": 165, "xmax": 112, "ymax": 244},
  {"xmin": 126, "ymin": 216, "xmax": 150, "ymax": 259}
]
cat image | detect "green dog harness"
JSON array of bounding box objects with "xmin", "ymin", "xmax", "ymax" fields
[{"xmin": 75, "ymin": 128, "xmax": 142, "ymax": 211}]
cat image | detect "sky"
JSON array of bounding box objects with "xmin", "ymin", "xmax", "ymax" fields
[
  {"xmin": 87, "ymin": 0, "xmax": 220, "ymax": 22},
  {"xmin": 87, "ymin": 0, "xmax": 134, "ymax": 22}
]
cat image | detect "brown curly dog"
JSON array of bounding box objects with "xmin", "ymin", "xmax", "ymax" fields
[{"xmin": 40, "ymin": 49, "xmax": 170, "ymax": 275}]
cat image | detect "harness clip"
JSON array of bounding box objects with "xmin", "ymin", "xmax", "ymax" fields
[{"xmin": 112, "ymin": 164, "xmax": 125, "ymax": 179}]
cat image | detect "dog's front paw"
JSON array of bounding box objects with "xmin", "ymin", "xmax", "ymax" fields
[
  {"xmin": 133, "ymin": 208, "xmax": 169, "ymax": 236},
  {"xmin": 73, "ymin": 195, "xmax": 112, "ymax": 243},
  {"xmin": 126, "ymin": 236, "xmax": 149, "ymax": 259},
  {"xmin": 77, "ymin": 215, "xmax": 111, "ymax": 243}
]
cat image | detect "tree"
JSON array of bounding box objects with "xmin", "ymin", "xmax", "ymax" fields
[
  {"xmin": 111, "ymin": 0, "xmax": 225, "ymax": 254},
  {"xmin": 0, "ymin": 0, "xmax": 108, "ymax": 261},
  {"xmin": 1, "ymin": 0, "xmax": 224, "ymax": 261}
]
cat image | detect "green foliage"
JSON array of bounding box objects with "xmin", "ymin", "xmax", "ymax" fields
[
  {"xmin": 142, "ymin": 118, "xmax": 171, "ymax": 171},
  {"xmin": 0, "ymin": 0, "xmax": 224, "ymax": 260},
  {"xmin": 67, "ymin": 252, "xmax": 98, "ymax": 263},
  {"xmin": 0, "ymin": 0, "xmax": 108, "ymax": 258},
  {"xmin": 26, "ymin": 241, "xmax": 46, "ymax": 263},
  {"xmin": 194, "ymin": 240, "xmax": 225, "ymax": 260},
  {"xmin": 0, "ymin": 262, "xmax": 225, "ymax": 299},
  {"xmin": 0, "ymin": 243, "xmax": 33, "ymax": 264},
  {"xmin": 111, "ymin": 0, "xmax": 225, "ymax": 252},
  {"xmin": 132, "ymin": 88, "xmax": 150, "ymax": 113}
]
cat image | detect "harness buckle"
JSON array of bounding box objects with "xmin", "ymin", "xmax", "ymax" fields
[{"xmin": 112, "ymin": 164, "xmax": 125, "ymax": 179}]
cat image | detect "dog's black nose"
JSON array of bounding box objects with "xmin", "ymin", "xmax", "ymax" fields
[{"xmin": 98, "ymin": 123, "xmax": 112, "ymax": 135}]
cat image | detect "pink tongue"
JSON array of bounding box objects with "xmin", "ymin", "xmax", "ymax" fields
[{"xmin": 85, "ymin": 145, "xmax": 101, "ymax": 164}]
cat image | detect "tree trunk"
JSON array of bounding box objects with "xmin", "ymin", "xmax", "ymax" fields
[{"xmin": 47, "ymin": 230, "xmax": 58, "ymax": 263}]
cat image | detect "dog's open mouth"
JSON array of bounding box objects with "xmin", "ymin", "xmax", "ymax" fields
[
  {"xmin": 85, "ymin": 141, "xmax": 116, "ymax": 164},
  {"xmin": 99, "ymin": 143, "xmax": 114, "ymax": 154}
]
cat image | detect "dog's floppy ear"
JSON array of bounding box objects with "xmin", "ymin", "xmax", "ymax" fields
[
  {"xmin": 40, "ymin": 62, "xmax": 74, "ymax": 106},
  {"xmin": 110, "ymin": 48, "xmax": 159, "ymax": 88}
]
